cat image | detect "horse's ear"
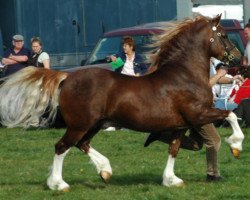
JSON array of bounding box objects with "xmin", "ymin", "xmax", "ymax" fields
[{"xmin": 211, "ymin": 14, "xmax": 222, "ymax": 27}]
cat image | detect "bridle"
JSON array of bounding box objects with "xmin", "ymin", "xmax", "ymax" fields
[{"xmin": 210, "ymin": 25, "xmax": 240, "ymax": 66}]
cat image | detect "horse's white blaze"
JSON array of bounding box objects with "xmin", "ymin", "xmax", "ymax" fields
[
  {"xmin": 162, "ymin": 154, "xmax": 184, "ymax": 187},
  {"xmin": 47, "ymin": 149, "xmax": 70, "ymax": 190},
  {"xmin": 225, "ymin": 112, "xmax": 244, "ymax": 150},
  {"xmin": 87, "ymin": 146, "xmax": 112, "ymax": 175}
]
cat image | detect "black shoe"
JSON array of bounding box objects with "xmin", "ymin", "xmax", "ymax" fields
[{"xmin": 206, "ymin": 174, "xmax": 222, "ymax": 182}]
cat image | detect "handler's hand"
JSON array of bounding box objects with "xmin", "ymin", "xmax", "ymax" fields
[{"xmin": 217, "ymin": 68, "xmax": 228, "ymax": 77}]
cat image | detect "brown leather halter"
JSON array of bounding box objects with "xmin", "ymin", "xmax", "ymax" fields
[{"xmin": 210, "ymin": 25, "xmax": 240, "ymax": 66}]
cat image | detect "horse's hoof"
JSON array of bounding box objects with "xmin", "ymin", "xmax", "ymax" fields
[
  {"xmin": 175, "ymin": 182, "xmax": 186, "ymax": 187},
  {"xmin": 231, "ymin": 148, "xmax": 240, "ymax": 159},
  {"xmin": 163, "ymin": 181, "xmax": 185, "ymax": 187},
  {"xmin": 100, "ymin": 171, "xmax": 111, "ymax": 183},
  {"xmin": 162, "ymin": 176, "xmax": 184, "ymax": 187},
  {"xmin": 225, "ymin": 136, "xmax": 243, "ymax": 158},
  {"xmin": 61, "ymin": 187, "xmax": 70, "ymax": 192}
]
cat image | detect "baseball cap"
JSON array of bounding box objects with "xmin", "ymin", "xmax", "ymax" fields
[{"xmin": 13, "ymin": 34, "xmax": 24, "ymax": 41}]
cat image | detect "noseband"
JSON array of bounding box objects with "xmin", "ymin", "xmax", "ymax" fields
[{"xmin": 210, "ymin": 26, "xmax": 239, "ymax": 65}]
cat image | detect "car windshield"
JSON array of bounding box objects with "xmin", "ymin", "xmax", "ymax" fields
[
  {"xmin": 85, "ymin": 35, "xmax": 154, "ymax": 65},
  {"xmin": 227, "ymin": 31, "xmax": 244, "ymax": 55}
]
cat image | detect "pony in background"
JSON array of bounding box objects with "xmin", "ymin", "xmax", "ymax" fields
[{"xmin": 0, "ymin": 15, "xmax": 244, "ymax": 191}]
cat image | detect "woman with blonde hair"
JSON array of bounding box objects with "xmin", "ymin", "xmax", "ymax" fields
[{"xmin": 28, "ymin": 37, "xmax": 50, "ymax": 69}]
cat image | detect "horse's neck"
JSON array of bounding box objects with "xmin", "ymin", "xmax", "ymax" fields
[
  {"xmin": 158, "ymin": 51, "xmax": 209, "ymax": 73},
  {"xmin": 151, "ymin": 27, "xmax": 211, "ymax": 77},
  {"xmin": 153, "ymin": 50, "xmax": 210, "ymax": 85}
]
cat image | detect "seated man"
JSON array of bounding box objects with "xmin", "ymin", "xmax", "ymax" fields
[{"xmin": 1, "ymin": 34, "xmax": 30, "ymax": 76}]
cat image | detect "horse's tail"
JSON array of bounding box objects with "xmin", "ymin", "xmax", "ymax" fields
[{"xmin": 0, "ymin": 66, "xmax": 68, "ymax": 128}]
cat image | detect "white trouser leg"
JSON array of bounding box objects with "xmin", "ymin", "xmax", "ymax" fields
[
  {"xmin": 47, "ymin": 149, "xmax": 70, "ymax": 191},
  {"xmin": 162, "ymin": 154, "xmax": 184, "ymax": 187}
]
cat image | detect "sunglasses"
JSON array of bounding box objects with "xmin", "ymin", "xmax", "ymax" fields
[{"xmin": 13, "ymin": 40, "xmax": 23, "ymax": 42}]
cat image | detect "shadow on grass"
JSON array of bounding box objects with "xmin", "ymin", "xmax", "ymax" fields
[
  {"xmin": 2, "ymin": 171, "xmax": 225, "ymax": 192},
  {"xmin": 67, "ymin": 173, "xmax": 212, "ymax": 188},
  {"xmin": 41, "ymin": 172, "xmax": 162, "ymax": 190},
  {"xmin": 103, "ymin": 172, "xmax": 161, "ymax": 186},
  {"xmin": 25, "ymin": 172, "xmax": 206, "ymax": 189}
]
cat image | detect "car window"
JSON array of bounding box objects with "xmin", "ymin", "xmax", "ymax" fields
[
  {"xmin": 227, "ymin": 31, "xmax": 244, "ymax": 55},
  {"xmin": 133, "ymin": 35, "xmax": 154, "ymax": 58},
  {"xmin": 86, "ymin": 35, "xmax": 154, "ymax": 65},
  {"xmin": 86, "ymin": 37, "xmax": 121, "ymax": 65}
]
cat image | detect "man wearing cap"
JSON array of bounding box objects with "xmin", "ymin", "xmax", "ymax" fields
[{"xmin": 1, "ymin": 34, "xmax": 30, "ymax": 76}]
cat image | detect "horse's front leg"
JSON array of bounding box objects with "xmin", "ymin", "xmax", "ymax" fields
[
  {"xmin": 76, "ymin": 140, "xmax": 112, "ymax": 183},
  {"xmin": 86, "ymin": 146, "xmax": 113, "ymax": 183},
  {"xmin": 162, "ymin": 134, "xmax": 185, "ymax": 187},
  {"xmin": 194, "ymin": 108, "xmax": 244, "ymax": 158},
  {"xmin": 225, "ymin": 112, "xmax": 244, "ymax": 158}
]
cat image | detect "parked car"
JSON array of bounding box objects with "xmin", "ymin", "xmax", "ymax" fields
[{"xmin": 64, "ymin": 19, "xmax": 247, "ymax": 73}]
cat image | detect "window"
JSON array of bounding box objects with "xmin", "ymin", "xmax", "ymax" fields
[
  {"xmin": 86, "ymin": 35, "xmax": 154, "ymax": 65},
  {"xmin": 227, "ymin": 31, "xmax": 244, "ymax": 55}
]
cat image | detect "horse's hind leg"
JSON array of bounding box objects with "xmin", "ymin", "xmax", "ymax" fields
[
  {"xmin": 162, "ymin": 131, "xmax": 185, "ymax": 187},
  {"xmin": 47, "ymin": 129, "xmax": 86, "ymax": 191},
  {"xmin": 163, "ymin": 154, "xmax": 184, "ymax": 187},
  {"xmin": 225, "ymin": 112, "xmax": 245, "ymax": 158}
]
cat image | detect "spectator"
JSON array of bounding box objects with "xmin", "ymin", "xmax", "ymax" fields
[
  {"xmin": 109, "ymin": 36, "xmax": 148, "ymax": 76},
  {"xmin": 1, "ymin": 34, "xmax": 30, "ymax": 76},
  {"xmin": 233, "ymin": 98, "xmax": 250, "ymax": 127},
  {"xmin": 211, "ymin": 58, "xmax": 244, "ymax": 111},
  {"xmin": 27, "ymin": 37, "xmax": 50, "ymax": 69},
  {"xmin": 229, "ymin": 71, "xmax": 250, "ymax": 127},
  {"xmin": 211, "ymin": 59, "xmax": 250, "ymax": 128},
  {"xmin": 243, "ymin": 23, "xmax": 250, "ymax": 66},
  {"xmin": 230, "ymin": 78, "xmax": 250, "ymax": 105}
]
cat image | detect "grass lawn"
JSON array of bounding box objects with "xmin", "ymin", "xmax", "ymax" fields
[{"xmin": 0, "ymin": 127, "xmax": 250, "ymax": 200}]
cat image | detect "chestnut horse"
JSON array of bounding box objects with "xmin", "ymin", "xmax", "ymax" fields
[{"xmin": 0, "ymin": 15, "xmax": 244, "ymax": 190}]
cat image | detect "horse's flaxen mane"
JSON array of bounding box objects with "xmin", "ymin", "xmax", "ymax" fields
[{"xmin": 148, "ymin": 15, "xmax": 210, "ymax": 72}]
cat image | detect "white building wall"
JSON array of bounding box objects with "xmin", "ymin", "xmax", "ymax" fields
[
  {"xmin": 176, "ymin": 0, "xmax": 193, "ymax": 20},
  {"xmin": 243, "ymin": 0, "xmax": 250, "ymax": 25}
]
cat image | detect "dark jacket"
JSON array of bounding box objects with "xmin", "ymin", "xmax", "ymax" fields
[
  {"xmin": 3, "ymin": 47, "xmax": 30, "ymax": 76},
  {"xmin": 27, "ymin": 51, "xmax": 45, "ymax": 68}
]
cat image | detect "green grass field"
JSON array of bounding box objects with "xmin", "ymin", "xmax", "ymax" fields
[{"xmin": 0, "ymin": 127, "xmax": 250, "ymax": 200}]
